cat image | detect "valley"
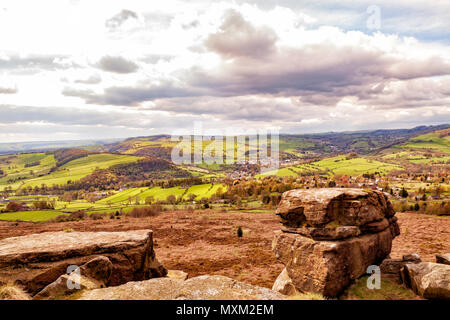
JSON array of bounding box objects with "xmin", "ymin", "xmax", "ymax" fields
[{"xmin": 0, "ymin": 125, "xmax": 449, "ymax": 223}]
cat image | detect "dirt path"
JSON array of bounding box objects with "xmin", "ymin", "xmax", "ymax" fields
[{"xmin": 0, "ymin": 210, "xmax": 448, "ymax": 288}]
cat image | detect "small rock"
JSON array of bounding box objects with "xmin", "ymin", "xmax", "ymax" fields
[
  {"xmin": 272, "ymin": 268, "xmax": 298, "ymax": 296},
  {"xmin": 403, "ymin": 253, "xmax": 421, "ymax": 263},
  {"xmin": 436, "ymin": 254, "xmax": 450, "ymax": 266},
  {"xmin": 167, "ymin": 270, "xmax": 188, "ymax": 281}
]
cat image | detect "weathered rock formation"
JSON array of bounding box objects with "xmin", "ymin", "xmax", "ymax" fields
[
  {"xmin": 401, "ymin": 262, "xmax": 450, "ymax": 300},
  {"xmin": 0, "ymin": 230, "xmax": 167, "ymax": 296},
  {"xmin": 79, "ymin": 275, "xmax": 286, "ymax": 300},
  {"xmin": 272, "ymin": 188, "xmax": 400, "ymax": 297}
]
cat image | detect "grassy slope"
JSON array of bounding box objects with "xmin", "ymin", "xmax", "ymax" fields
[
  {"xmin": 401, "ymin": 129, "xmax": 450, "ymax": 153},
  {"xmin": 313, "ymin": 156, "xmax": 403, "ymax": 175},
  {"xmin": 18, "ymin": 154, "xmax": 141, "ymax": 189},
  {"xmin": 381, "ymin": 129, "xmax": 450, "ymax": 164},
  {"xmin": 258, "ymin": 156, "xmax": 403, "ymax": 178},
  {"xmin": 0, "ymin": 153, "xmax": 56, "ymax": 189},
  {"xmin": 0, "ymin": 210, "xmax": 68, "ymax": 222},
  {"xmin": 97, "ymin": 183, "xmax": 227, "ymax": 205}
]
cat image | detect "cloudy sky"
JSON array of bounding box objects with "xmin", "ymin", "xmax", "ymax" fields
[{"xmin": 1, "ymin": 0, "xmax": 450, "ymax": 142}]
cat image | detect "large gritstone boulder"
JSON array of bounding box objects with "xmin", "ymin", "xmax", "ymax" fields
[
  {"xmin": 272, "ymin": 188, "xmax": 399, "ymax": 298},
  {"xmin": 79, "ymin": 275, "xmax": 286, "ymax": 300},
  {"xmin": 0, "ymin": 230, "xmax": 167, "ymax": 296}
]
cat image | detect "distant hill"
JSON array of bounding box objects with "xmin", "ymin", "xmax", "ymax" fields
[
  {"xmin": 1, "ymin": 124, "xmax": 448, "ymax": 159},
  {"xmin": 101, "ymin": 124, "xmax": 450, "ymax": 160},
  {"xmin": 0, "ymin": 139, "xmax": 122, "ymax": 155}
]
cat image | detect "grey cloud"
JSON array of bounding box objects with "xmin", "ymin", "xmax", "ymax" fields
[
  {"xmin": 64, "ymin": 10, "xmax": 450, "ymax": 121},
  {"xmin": 62, "ymin": 87, "xmax": 96, "ymax": 100},
  {"xmin": 63, "ymin": 84, "xmax": 201, "ymax": 106},
  {"xmin": 139, "ymin": 54, "xmax": 174, "ymax": 64},
  {"xmin": 205, "ymin": 9, "xmax": 278, "ymax": 59},
  {"xmin": 182, "ymin": 20, "xmax": 199, "ymax": 29},
  {"xmin": 73, "ymin": 40, "xmax": 450, "ymax": 112},
  {"xmin": 142, "ymin": 12, "xmax": 173, "ymax": 28},
  {"xmin": 0, "ymin": 105, "xmax": 163, "ymax": 129},
  {"xmin": 105, "ymin": 9, "xmax": 138, "ymax": 30},
  {"xmin": 0, "ymin": 54, "xmax": 76, "ymax": 73},
  {"xmin": 95, "ymin": 56, "xmax": 139, "ymax": 74},
  {"xmin": 147, "ymin": 96, "xmax": 326, "ymax": 123},
  {"xmin": 74, "ymin": 74, "xmax": 102, "ymax": 84}
]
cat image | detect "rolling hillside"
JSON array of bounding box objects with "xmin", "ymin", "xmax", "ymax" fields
[
  {"xmin": 257, "ymin": 156, "xmax": 404, "ymax": 178},
  {"xmin": 379, "ymin": 128, "xmax": 450, "ymax": 165},
  {"xmin": 0, "ymin": 153, "xmax": 142, "ymax": 191}
]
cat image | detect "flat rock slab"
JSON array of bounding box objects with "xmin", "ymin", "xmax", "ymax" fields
[
  {"xmin": 0, "ymin": 230, "xmax": 151, "ymax": 265},
  {"xmin": 0, "ymin": 230, "xmax": 167, "ymax": 295},
  {"xmin": 79, "ymin": 275, "xmax": 286, "ymax": 300}
]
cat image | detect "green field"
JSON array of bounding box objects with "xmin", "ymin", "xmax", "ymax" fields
[
  {"xmin": 401, "ymin": 130, "xmax": 450, "ymax": 153},
  {"xmin": 0, "ymin": 182, "xmax": 228, "ymax": 222},
  {"xmin": 0, "ymin": 153, "xmax": 57, "ymax": 189},
  {"xmin": 0, "ymin": 210, "xmax": 68, "ymax": 222},
  {"xmin": 0, "ymin": 153, "xmax": 142, "ymax": 190},
  {"xmin": 312, "ymin": 156, "xmax": 403, "ymax": 175},
  {"xmin": 97, "ymin": 183, "xmax": 227, "ymax": 205},
  {"xmin": 258, "ymin": 156, "xmax": 403, "ymax": 178}
]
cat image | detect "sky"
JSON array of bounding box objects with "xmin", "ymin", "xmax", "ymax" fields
[{"xmin": 0, "ymin": 0, "xmax": 449, "ymax": 142}]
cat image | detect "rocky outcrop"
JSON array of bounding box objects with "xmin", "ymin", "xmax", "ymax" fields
[
  {"xmin": 272, "ymin": 188, "xmax": 399, "ymax": 297},
  {"xmin": 33, "ymin": 256, "xmax": 113, "ymax": 300},
  {"xmin": 79, "ymin": 275, "xmax": 286, "ymax": 300},
  {"xmin": 0, "ymin": 230, "xmax": 167, "ymax": 296},
  {"xmin": 380, "ymin": 254, "xmax": 421, "ymax": 283},
  {"xmin": 436, "ymin": 254, "xmax": 450, "ymax": 266},
  {"xmin": 401, "ymin": 262, "xmax": 450, "ymax": 300}
]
